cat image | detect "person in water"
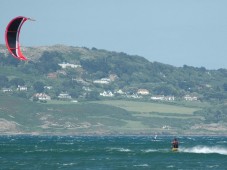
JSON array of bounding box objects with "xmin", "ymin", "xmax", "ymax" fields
[{"xmin": 172, "ymin": 138, "xmax": 179, "ymax": 148}]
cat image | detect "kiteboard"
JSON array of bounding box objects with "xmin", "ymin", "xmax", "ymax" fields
[{"xmin": 172, "ymin": 148, "xmax": 178, "ymax": 152}]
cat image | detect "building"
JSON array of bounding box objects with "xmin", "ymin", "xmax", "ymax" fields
[
  {"xmin": 100, "ymin": 91, "xmax": 114, "ymax": 97},
  {"xmin": 151, "ymin": 95, "xmax": 175, "ymax": 101},
  {"xmin": 58, "ymin": 93, "xmax": 72, "ymax": 99},
  {"xmin": 109, "ymin": 74, "xmax": 118, "ymax": 81},
  {"xmin": 47, "ymin": 73, "xmax": 57, "ymax": 79},
  {"xmin": 93, "ymin": 78, "xmax": 111, "ymax": 84},
  {"xmin": 2, "ymin": 88, "xmax": 13, "ymax": 93},
  {"xmin": 151, "ymin": 95, "xmax": 165, "ymax": 100},
  {"xmin": 115, "ymin": 89, "xmax": 125, "ymax": 95},
  {"xmin": 44, "ymin": 86, "xmax": 53, "ymax": 90},
  {"xmin": 137, "ymin": 89, "xmax": 150, "ymax": 95},
  {"xmin": 184, "ymin": 95, "xmax": 198, "ymax": 101},
  {"xmin": 34, "ymin": 93, "xmax": 51, "ymax": 100},
  {"xmin": 58, "ymin": 62, "xmax": 81, "ymax": 69},
  {"xmin": 17, "ymin": 85, "xmax": 27, "ymax": 91}
]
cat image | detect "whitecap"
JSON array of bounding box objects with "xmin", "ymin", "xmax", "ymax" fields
[
  {"xmin": 133, "ymin": 164, "xmax": 149, "ymax": 167},
  {"xmin": 142, "ymin": 149, "xmax": 158, "ymax": 153},
  {"xmin": 206, "ymin": 165, "xmax": 219, "ymax": 168},
  {"xmin": 180, "ymin": 146, "xmax": 227, "ymax": 155},
  {"xmin": 166, "ymin": 165, "xmax": 175, "ymax": 168},
  {"xmin": 108, "ymin": 147, "xmax": 131, "ymax": 152},
  {"xmin": 119, "ymin": 148, "xmax": 131, "ymax": 152},
  {"xmin": 216, "ymin": 141, "xmax": 227, "ymax": 144},
  {"xmin": 56, "ymin": 142, "xmax": 74, "ymax": 145},
  {"xmin": 62, "ymin": 163, "xmax": 76, "ymax": 166}
]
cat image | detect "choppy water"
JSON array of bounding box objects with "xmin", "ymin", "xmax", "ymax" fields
[{"xmin": 0, "ymin": 135, "xmax": 227, "ymax": 169}]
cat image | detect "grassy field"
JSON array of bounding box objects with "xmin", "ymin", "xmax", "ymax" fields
[
  {"xmin": 91, "ymin": 100, "xmax": 201, "ymax": 114},
  {"xmin": 88, "ymin": 100, "xmax": 207, "ymax": 135},
  {"xmin": 0, "ymin": 95, "xmax": 223, "ymax": 135}
]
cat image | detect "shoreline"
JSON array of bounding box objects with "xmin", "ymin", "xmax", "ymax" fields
[{"xmin": 0, "ymin": 132, "xmax": 227, "ymax": 137}]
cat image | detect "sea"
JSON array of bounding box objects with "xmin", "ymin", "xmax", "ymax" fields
[{"xmin": 0, "ymin": 135, "xmax": 227, "ymax": 170}]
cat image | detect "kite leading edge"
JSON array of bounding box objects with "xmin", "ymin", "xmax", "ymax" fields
[{"xmin": 5, "ymin": 16, "xmax": 34, "ymax": 61}]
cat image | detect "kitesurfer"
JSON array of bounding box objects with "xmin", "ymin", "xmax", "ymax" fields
[{"xmin": 172, "ymin": 137, "xmax": 179, "ymax": 149}]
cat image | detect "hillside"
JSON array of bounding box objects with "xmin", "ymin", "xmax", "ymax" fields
[
  {"xmin": 1, "ymin": 44, "xmax": 227, "ymax": 101},
  {"xmin": 1, "ymin": 94, "xmax": 226, "ymax": 135},
  {"xmin": 1, "ymin": 44, "xmax": 227, "ymax": 135}
]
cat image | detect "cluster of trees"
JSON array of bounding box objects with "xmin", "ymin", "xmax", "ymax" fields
[
  {"xmin": 1, "ymin": 46, "xmax": 227, "ymax": 102},
  {"xmin": 195, "ymin": 105, "xmax": 227, "ymax": 123},
  {"xmin": 0, "ymin": 76, "xmax": 25, "ymax": 88}
]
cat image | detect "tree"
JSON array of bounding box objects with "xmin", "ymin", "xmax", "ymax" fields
[
  {"xmin": 153, "ymin": 84, "xmax": 178, "ymax": 96},
  {"xmin": 0, "ymin": 75, "xmax": 9, "ymax": 87},
  {"xmin": 3, "ymin": 55, "xmax": 20, "ymax": 66},
  {"xmin": 35, "ymin": 51, "xmax": 62, "ymax": 74},
  {"xmin": 85, "ymin": 91, "xmax": 100, "ymax": 100},
  {"xmin": 223, "ymin": 83, "xmax": 227, "ymax": 91},
  {"xmin": 10, "ymin": 78, "xmax": 25, "ymax": 87},
  {"xmin": 33, "ymin": 81, "xmax": 45, "ymax": 93}
]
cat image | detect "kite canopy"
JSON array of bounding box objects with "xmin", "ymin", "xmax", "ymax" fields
[{"xmin": 5, "ymin": 16, "xmax": 30, "ymax": 60}]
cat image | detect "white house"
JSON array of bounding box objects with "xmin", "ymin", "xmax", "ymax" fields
[
  {"xmin": 115, "ymin": 89, "xmax": 125, "ymax": 95},
  {"xmin": 58, "ymin": 62, "xmax": 81, "ymax": 69},
  {"xmin": 44, "ymin": 86, "xmax": 53, "ymax": 90},
  {"xmin": 100, "ymin": 91, "xmax": 114, "ymax": 97},
  {"xmin": 151, "ymin": 95, "xmax": 175, "ymax": 101},
  {"xmin": 17, "ymin": 85, "xmax": 27, "ymax": 91},
  {"xmin": 2, "ymin": 88, "xmax": 13, "ymax": 93},
  {"xmin": 58, "ymin": 93, "xmax": 72, "ymax": 99},
  {"xmin": 151, "ymin": 95, "xmax": 165, "ymax": 100},
  {"xmin": 93, "ymin": 78, "xmax": 111, "ymax": 84},
  {"xmin": 184, "ymin": 95, "xmax": 198, "ymax": 101},
  {"xmin": 127, "ymin": 93, "xmax": 142, "ymax": 99},
  {"xmin": 34, "ymin": 93, "xmax": 51, "ymax": 100},
  {"xmin": 109, "ymin": 74, "xmax": 118, "ymax": 81},
  {"xmin": 137, "ymin": 89, "xmax": 150, "ymax": 95}
]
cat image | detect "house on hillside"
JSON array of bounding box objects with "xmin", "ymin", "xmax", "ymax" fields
[
  {"xmin": 44, "ymin": 86, "xmax": 53, "ymax": 90},
  {"xmin": 17, "ymin": 85, "xmax": 27, "ymax": 91},
  {"xmin": 58, "ymin": 62, "xmax": 81, "ymax": 69},
  {"xmin": 2, "ymin": 88, "xmax": 13, "ymax": 93},
  {"xmin": 115, "ymin": 89, "xmax": 125, "ymax": 95},
  {"xmin": 126, "ymin": 93, "xmax": 142, "ymax": 99},
  {"xmin": 82, "ymin": 86, "xmax": 91, "ymax": 91},
  {"xmin": 165, "ymin": 96, "xmax": 175, "ymax": 101},
  {"xmin": 33, "ymin": 93, "xmax": 51, "ymax": 101},
  {"xmin": 93, "ymin": 78, "xmax": 111, "ymax": 84},
  {"xmin": 109, "ymin": 74, "xmax": 118, "ymax": 81},
  {"xmin": 151, "ymin": 95, "xmax": 165, "ymax": 100},
  {"xmin": 183, "ymin": 95, "xmax": 198, "ymax": 101},
  {"xmin": 137, "ymin": 89, "xmax": 150, "ymax": 95},
  {"xmin": 47, "ymin": 73, "xmax": 57, "ymax": 79},
  {"xmin": 151, "ymin": 95, "xmax": 175, "ymax": 101},
  {"xmin": 57, "ymin": 70, "xmax": 67, "ymax": 76},
  {"xmin": 58, "ymin": 93, "xmax": 72, "ymax": 100},
  {"xmin": 100, "ymin": 91, "xmax": 114, "ymax": 97}
]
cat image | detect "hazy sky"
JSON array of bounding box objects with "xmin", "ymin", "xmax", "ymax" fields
[{"xmin": 1, "ymin": 0, "xmax": 227, "ymax": 69}]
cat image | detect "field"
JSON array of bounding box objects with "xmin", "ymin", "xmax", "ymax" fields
[
  {"xmin": 90, "ymin": 100, "xmax": 205, "ymax": 134},
  {"xmin": 91, "ymin": 100, "xmax": 200, "ymax": 114},
  {"xmin": 0, "ymin": 95, "xmax": 224, "ymax": 135}
]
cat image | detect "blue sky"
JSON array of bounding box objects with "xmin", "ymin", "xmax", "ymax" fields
[{"xmin": 1, "ymin": 0, "xmax": 227, "ymax": 69}]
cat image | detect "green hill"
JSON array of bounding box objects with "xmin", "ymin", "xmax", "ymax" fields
[
  {"xmin": 1, "ymin": 44, "xmax": 227, "ymax": 135},
  {"xmin": 0, "ymin": 94, "xmax": 227, "ymax": 135}
]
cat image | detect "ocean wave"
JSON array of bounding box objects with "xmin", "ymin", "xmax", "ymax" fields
[
  {"xmin": 142, "ymin": 149, "xmax": 158, "ymax": 153},
  {"xmin": 180, "ymin": 146, "xmax": 227, "ymax": 155},
  {"xmin": 108, "ymin": 147, "xmax": 131, "ymax": 152},
  {"xmin": 62, "ymin": 163, "xmax": 76, "ymax": 166},
  {"xmin": 117, "ymin": 148, "xmax": 131, "ymax": 152},
  {"xmin": 133, "ymin": 164, "xmax": 149, "ymax": 167},
  {"xmin": 216, "ymin": 141, "xmax": 227, "ymax": 144}
]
